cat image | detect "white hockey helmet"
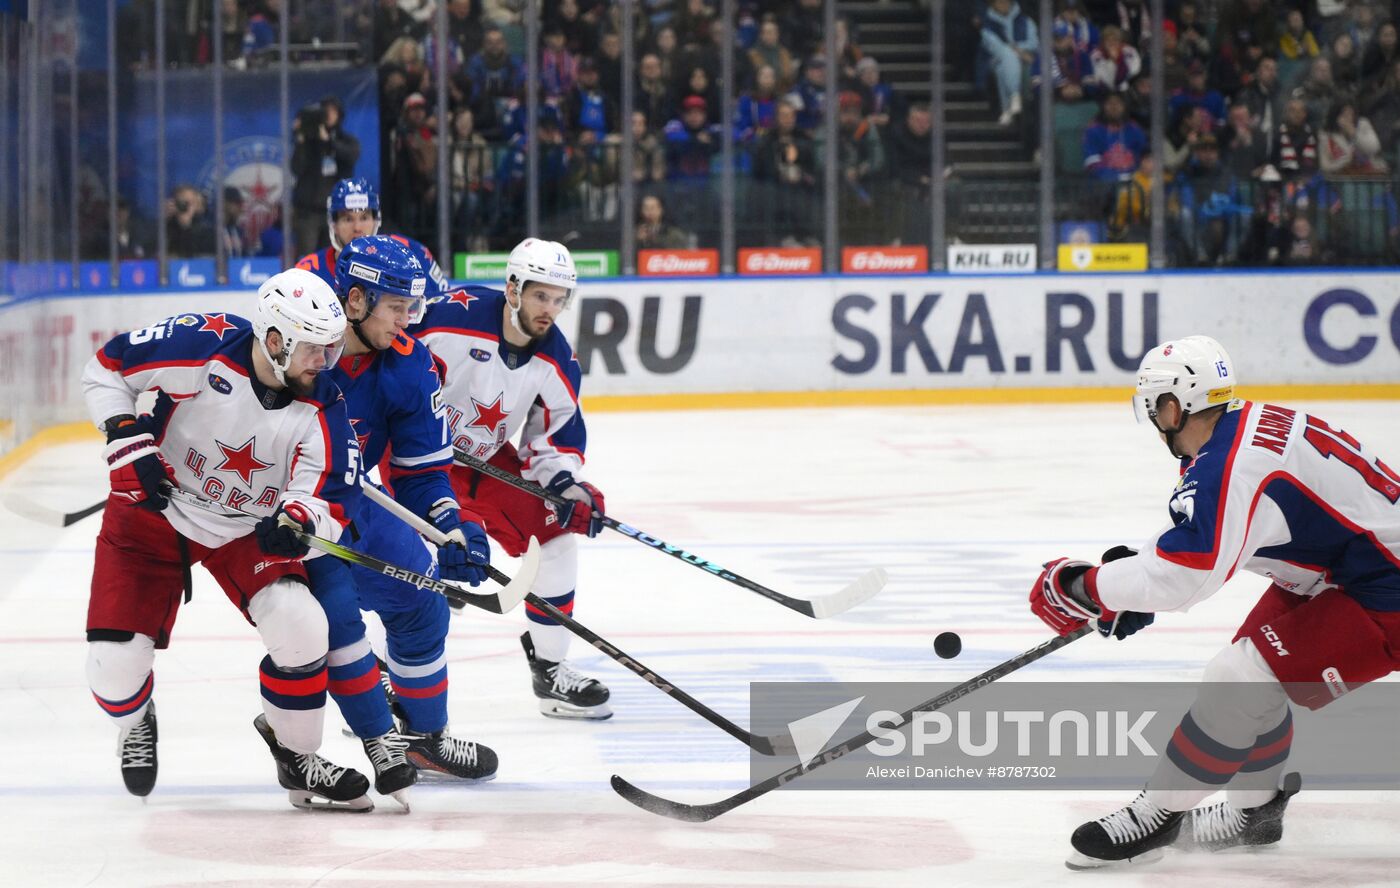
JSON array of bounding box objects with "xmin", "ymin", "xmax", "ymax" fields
[
  {"xmin": 1132, "ymin": 335, "xmax": 1237, "ymax": 425},
  {"xmin": 505, "ymin": 237, "xmax": 577, "ymax": 308},
  {"xmin": 253, "ymin": 267, "xmax": 347, "ymax": 383}
]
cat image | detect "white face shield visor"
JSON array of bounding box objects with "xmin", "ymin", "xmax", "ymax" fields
[
  {"xmin": 364, "ymin": 288, "xmax": 427, "ymax": 326},
  {"xmin": 1131, "ymin": 371, "xmax": 1178, "ymax": 426},
  {"xmin": 276, "ymin": 334, "xmax": 346, "ymax": 376}
]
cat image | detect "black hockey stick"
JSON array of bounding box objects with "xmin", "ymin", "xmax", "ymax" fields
[
  {"xmin": 166, "ymin": 487, "xmax": 535, "ymax": 615},
  {"xmin": 611, "ymin": 626, "xmax": 1094, "ymax": 822},
  {"xmin": 4, "ymin": 494, "xmax": 106, "ymax": 527},
  {"xmin": 453, "ymin": 446, "xmax": 887, "ymax": 620},
  {"xmin": 360, "ymin": 483, "xmax": 796, "ymax": 756}
]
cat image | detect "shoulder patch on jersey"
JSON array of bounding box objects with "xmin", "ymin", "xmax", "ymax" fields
[
  {"xmin": 208, "ymin": 373, "xmax": 233, "ymax": 394},
  {"xmin": 469, "ymin": 347, "xmax": 491, "ymax": 362}
]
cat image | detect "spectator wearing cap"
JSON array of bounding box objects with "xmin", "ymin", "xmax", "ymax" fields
[
  {"xmin": 1280, "ymin": 9, "xmax": 1321, "ymax": 60},
  {"xmin": 540, "ymin": 25, "xmax": 579, "ymax": 101},
  {"xmin": 786, "ymin": 55, "xmax": 828, "ymax": 132},
  {"xmin": 979, "ymin": 0, "xmax": 1038, "ymax": 126},
  {"xmin": 1170, "ymin": 60, "xmax": 1227, "ymax": 130},
  {"xmin": 1055, "ymin": 0, "xmax": 1098, "ymax": 55},
  {"xmin": 1091, "ymin": 25, "xmax": 1141, "ymax": 93},
  {"xmin": 749, "ymin": 17, "xmax": 797, "ymax": 92},
  {"xmin": 391, "ymin": 91, "xmax": 438, "ymax": 241},
  {"xmin": 663, "ymin": 95, "xmax": 721, "ymax": 181},
  {"xmin": 1083, "ymin": 91, "xmax": 1147, "ymax": 181},
  {"xmin": 1032, "ymin": 19, "xmax": 1100, "ymax": 103},
  {"xmin": 1273, "ymin": 98, "xmax": 1320, "ymax": 180},
  {"xmin": 855, "ymin": 57, "xmax": 897, "ymax": 127}
]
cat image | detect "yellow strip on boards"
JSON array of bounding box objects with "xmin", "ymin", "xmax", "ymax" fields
[
  {"xmin": 581, "ymin": 384, "xmax": 1400, "ymax": 413},
  {"xmin": 0, "ymin": 422, "xmax": 100, "ymax": 484}
]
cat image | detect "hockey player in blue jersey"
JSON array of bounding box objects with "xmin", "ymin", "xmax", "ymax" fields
[
  {"xmin": 412, "ymin": 238, "xmax": 612, "ymax": 719},
  {"xmin": 82, "ymin": 268, "xmax": 374, "ymax": 810},
  {"xmin": 1031, "ymin": 335, "xmax": 1400, "ymax": 867},
  {"xmin": 307, "ymin": 235, "xmax": 498, "ymax": 805},
  {"xmin": 295, "ymin": 177, "xmax": 448, "ymax": 295}
]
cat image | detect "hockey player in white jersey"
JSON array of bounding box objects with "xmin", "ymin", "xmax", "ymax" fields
[
  {"xmin": 410, "ymin": 238, "xmax": 612, "ymax": 719},
  {"xmin": 82, "ymin": 268, "xmax": 374, "ymax": 810},
  {"xmin": 1030, "ymin": 335, "xmax": 1400, "ymax": 867}
]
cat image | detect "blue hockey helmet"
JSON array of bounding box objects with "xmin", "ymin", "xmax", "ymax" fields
[
  {"xmin": 326, "ymin": 178, "xmax": 381, "ymax": 249},
  {"xmin": 335, "ymin": 235, "xmax": 429, "ymax": 329}
]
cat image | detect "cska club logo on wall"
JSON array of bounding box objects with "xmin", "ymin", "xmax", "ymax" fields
[{"xmin": 198, "ymin": 136, "xmax": 285, "ymax": 255}]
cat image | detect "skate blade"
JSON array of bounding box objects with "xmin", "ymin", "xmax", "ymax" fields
[
  {"xmin": 408, "ymin": 761, "xmax": 499, "ymax": 783},
  {"xmin": 1065, "ymin": 847, "xmax": 1164, "ymax": 870},
  {"xmin": 538, "ymin": 699, "xmax": 613, "ymax": 720},
  {"xmin": 287, "ymin": 790, "xmax": 374, "ymax": 813},
  {"xmin": 389, "ymin": 789, "xmax": 412, "ymax": 812}
]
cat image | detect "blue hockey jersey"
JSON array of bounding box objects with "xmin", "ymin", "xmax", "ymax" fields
[
  {"xmin": 329, "ymin": 332, "xmax": 455, "ymax": 520},
  {"xmin": 295, "ymin": 236, "xmax": 449, "ymax": 295},
  {"xmin": 409, "ymin": 286, "xmax": 587, "ymax": 486},
  {"xmin": 81, "ymin": 312, "xmax": 362, "ymax": 549},
  {"xmin": 1097, "ymin": 400, "xmax": 1400, "ymax": 614}
]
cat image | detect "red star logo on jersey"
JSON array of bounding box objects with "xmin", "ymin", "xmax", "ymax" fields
[
  {"xmin": 349, "ymin": 418, "xmax": 372, "ymax": 454},
  {"xmin": 214, "ymin": 437, "xmax": 274, "ymax": 486},
  {"xmin": 199, "ymin": 313, "xmax": 237, "ymax": 340},
  {"xmin": 466, "ymin": 394, "xmax": 509, "ymax": 433},
  {"xmin": 448, "ymin": 289, "xmax": 478, "ymax": 309}
]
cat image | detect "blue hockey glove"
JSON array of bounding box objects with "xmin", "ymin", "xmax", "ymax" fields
[
  {"xmin": 429, "ymin": 500, "xmax": 490, "ymax": 587},
  {"xmin": 255, "ymin": 502, "xmax": 315, "ymax": 560},
  {"xmin": 546, "ymin": 471, "xmax": 606, "ymax": 537}
]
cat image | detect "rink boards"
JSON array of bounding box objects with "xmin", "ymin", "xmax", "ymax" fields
[{"xmin": 2, "ymin": 269, "xmax": 1399, "ymax": 456}]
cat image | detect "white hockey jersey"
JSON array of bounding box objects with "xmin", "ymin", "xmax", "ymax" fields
[
  {"xmin": 1096, "ymin": 400, "xmax": 1400, "ymax": 614},
  {"xmin": 409, "ymin": 287, "xmax": 587, "ymax": 487},
  {"xmin": 82, "ymin": 312, "xmax": 362, "ymax": 549}
]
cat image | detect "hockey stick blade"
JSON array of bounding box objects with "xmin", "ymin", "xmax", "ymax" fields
[
  {"xmin": 4, "ymin": 493, "xmax": 106, "ymax": 527},
  {"xmin": 611, "ymin": 626, "xmax": 1093, "ymax": 821},
  {"xmin": 801, "ymin": 566, "xmax": 887, "ymax": 619},
  {"xmin": 610, "ymin": 775, "xmax": 735, "ymax": 822}
]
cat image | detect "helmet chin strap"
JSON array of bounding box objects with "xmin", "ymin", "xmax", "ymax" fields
[
  {"xmin": 346, "ymin": 289, "xmax": 383, "ymax": 352},
  {"xmin": 506, "ymin": 281, "xmax": 528, "ymax": 337},
  {"xmin": 1153, "ymin": 410, "xmax": 1191, "ymax": 460},
  {"xmin": 257, "ymin": 335, "xmax": 291, "ymax": 386}
]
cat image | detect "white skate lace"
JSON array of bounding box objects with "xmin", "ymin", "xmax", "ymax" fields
[
  {"xmin": 363, "ymin": 732, "xmax": 409, "ymax": 771},
  {"xmin": 437, "ymin": 734, "xmax": 479, "ymax": 768},
  {"xmin": 296, "ymin": 751, "xmax": 349, "ymax": 789},
  {"xmin": 550, "ymin": 662, "xmax": 591, "ymax": 695},
  {"xmin": 118, "ymin": 717, "xmax": 155, "ymax": 769},
  {"xmin": 1190, "ymin": 801, "xmax": 1247, "ymax": 844},
  {"xmin": 1098, "ymin": 794, "xmax": 1172, "ymax": 845}
]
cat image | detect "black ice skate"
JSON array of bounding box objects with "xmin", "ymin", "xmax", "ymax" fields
[
  {"xmin": 253, "ymin": 713, "xmax": 373, "ymax": 812},
  {"xmin": 521, "ymin": 631, "xmax": 612, "ymax": 720},
  {"xmin": 1176, "ymin": 772, "xmax": 1302, "ymax": 852},
  {"xmin": 117, "ymin": 701, "xmax": 158, "ymax": 798},
  {"xmin": 1066, "ymin": 791, "xmax": 1185, "ymax": 870},
  {"xmin": 402, "ymin": 727, "xmax": 499, "ymax": 781},
  {"xmin": 361, "ymin": 730, "xmax": 417, "ymax": 810}
]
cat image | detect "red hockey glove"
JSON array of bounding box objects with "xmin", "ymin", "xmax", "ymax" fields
[
  {"xmin": 546, "ymin": 472, "xmax": 606, "ymax": 537},
  {"xmin": 1029, "ymin": 558, "xmax": 1111, "ymax": 636},
  {"xmin": 104, "ymin": 417, "xmax": 175, "ymax": 511}
]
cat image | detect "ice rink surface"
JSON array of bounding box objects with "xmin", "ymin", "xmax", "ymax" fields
[{"xmin": 2, "ymin": 400, "xmax": 1398, "ymax": 887}]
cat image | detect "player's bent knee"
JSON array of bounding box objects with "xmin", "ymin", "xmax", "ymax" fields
[
  {"xmin": 1202, "ymin": 638, "xmax": 1279, "ymax": 684},
  {"xmin": 248, "ymin": 577, "xmax": 329, "ymax": 668},
  {"xmin": 86, "ymin": 634, "xmax": 157, "ymax": 698}
]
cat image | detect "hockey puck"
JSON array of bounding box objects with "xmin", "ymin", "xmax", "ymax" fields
[{"xmin": 934, "ymin": 632, "xmax": 962, "ymax": 659}]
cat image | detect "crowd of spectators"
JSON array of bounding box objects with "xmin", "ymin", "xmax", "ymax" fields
[
  {"xmin": 356, "ymin": 0, "xmax": 932, "ymax": 252},
  {"xmin": 991, "ymin": 0, "xmax": 1400, "ymax": 265}
]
